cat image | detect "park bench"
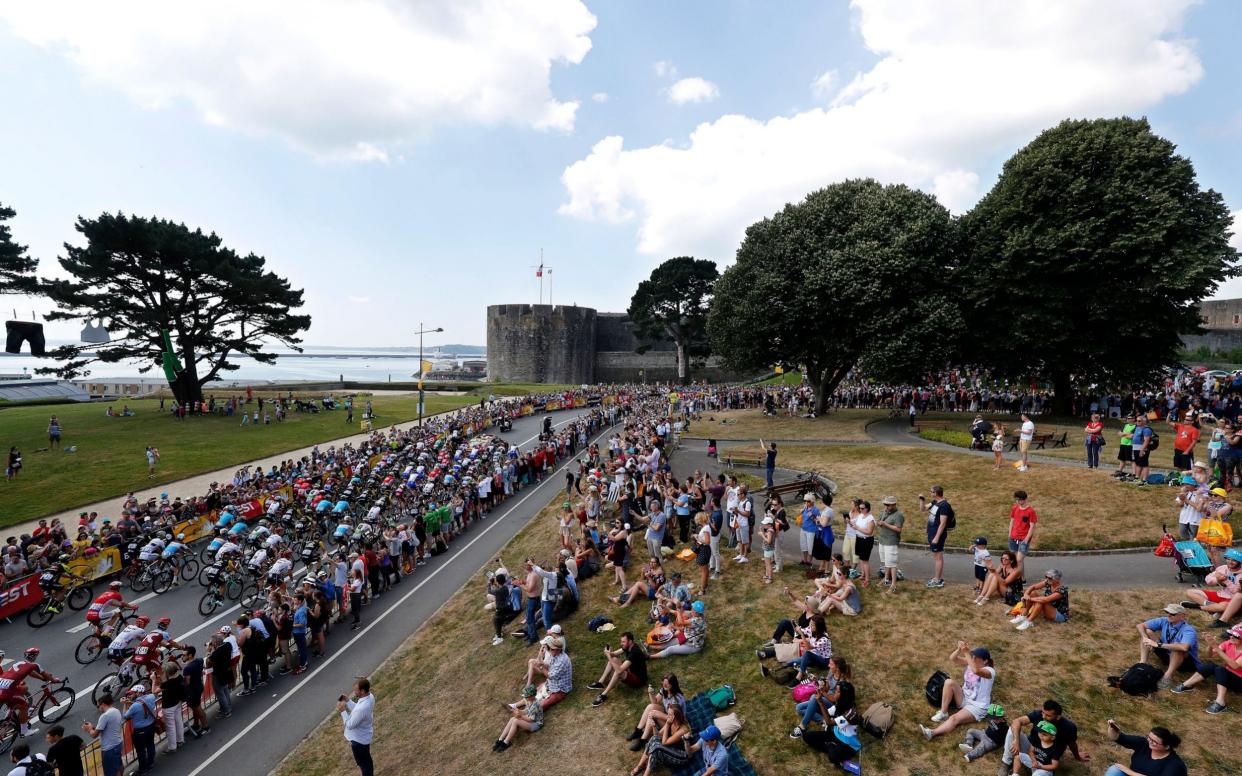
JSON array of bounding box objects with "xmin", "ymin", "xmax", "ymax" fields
[
  {"xmin": 912, "ymin": 420, "xmax": 951, "ymax": 432},
  {"xmin": 1049, "ymin": 431, "xmax": 1069, "ymax": 448},
  {"xmin": 1007, "ymin": 432, "xmax": 1055, "ymax": 451},
  {"xmin": 723, "ymin": 450, "xmax": 764, "ymax": 468},
  {"xmin": 767, "ymin": 470, "xmax": 838, "ymax": 500}
]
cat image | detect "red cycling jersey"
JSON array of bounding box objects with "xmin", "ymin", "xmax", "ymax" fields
[
  {"xmin": 132, "ymin": 632, "xmax": 165, "ymax": 666},
  {"xmin": 86, "ymin": 590, "xmax": 124, "ymax": 623},
  {"xmin": 0, "ymin": 661, "xmax": 42, "ymax": 700}
]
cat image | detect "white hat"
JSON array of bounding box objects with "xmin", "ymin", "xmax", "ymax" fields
[
  {"xmin": 549, "ymin": 624, "xmax": 563, "ymax": 635},
  {"xmin": 129, "ymin": 684, "xmax": 146, "ymax": 694}
]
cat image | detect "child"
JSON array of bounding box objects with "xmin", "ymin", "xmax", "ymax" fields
[
  {"xmin": 1013, "ymin": 720, "xmax": 1059, "ymax": 776},
  {"xmin": 760, "ymin": 516, "xmax": 777, "ymax": 584},
  {"xmin": 991, "ymin": 427, "xmax": 1005, "ymax": 470},
  {"xmin": 971, "ymin": 537, "xmax": 992, "ymax": 598},
  {"xmin": 958, "ymin": 703, "xmax": 1005, "ymax": 763}
]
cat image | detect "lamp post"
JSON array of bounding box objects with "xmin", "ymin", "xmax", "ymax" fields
[{"xmin": 416, "ymin": 324, "xmax": 443, "ymax": 427}]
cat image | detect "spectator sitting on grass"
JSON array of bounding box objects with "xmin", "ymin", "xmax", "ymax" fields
[
  {"xmin": 1010, "ymin": 720, "xmax": 1061, "ymax": 776},
  {"xmin": 958, "ymin": 703, "xmax": 1006, "ymax": 764},
  {"xmin": 788, "ymin": 616, "xmax": 832, "ymax": 687},
  {"xmin": 626, "ymin": 674, "xmax": 685, "ymax": 752},
  {"xmin": 611, "ymin": 558, "xmax": 665, "ymax": 609},
  {"xmin": 919, "ymin": 643, "xmax": 996, "ymax": 741},
  {"xmin": 1181, "ymin": 547, "xmax": 1242, "ymax": 629},
  {"xmin": 656, "ymin": 571, "xmax": 691, "ymax": 612},
  {"xmin": 650, "ymin": 600, "xmax": 706, "ymax": 660},
  {"xmin": 1137, "ymin": 604, "xmax": 1202, "ymax": 690},
  {"xmin": 588, "ymin": 631, "xmax": 648, "ymax": 707},
  {"xmin": 1012, "ymin": 568, "xmax": 1069, "ymax": 632},
  {"xmin": 1170, "ymin": 623, "xmax": 1242, "ymax": 714},
  {"xmin": 493, "ymin": 684, "xmax": 543, "ymax": 753},
  {"xmin": 790, "ymin": 655, "xmax": 854, "ymax": 740},
  {"xmin": 978, "ymin": 550, "xmax": 1024, "ymax": 606},
  {"xmin": 1103, "ymin": 720, "xmax": 1186, "ymax": 776},
  {"xmin": 522, "ymin": 636, "xmax": 572, "ymax": 711},
  {"xmin": 812, "ymin": 556, "xmax": 862, "ymax": 617},
  {"xmin": 1001, "ymin": 699, "xmax": 1090, "ymax": 774},
  {"xmin": 628, "ymin": 703, "xmax": 693, "ymax": 776}
]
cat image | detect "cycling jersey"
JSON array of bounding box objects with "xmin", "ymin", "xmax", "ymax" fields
[
  {"xmin": 87, "ymin": 591, "xmax": 124, "ymax": 622},
  {"xmin": 247, "ymin": 548, "xmax": 269, "ymax": 570},
  {"xmin": 215, "ymin": 542, "xmax": 242, "ymax": 563},
  {"xmin": 268, "ymin": 558, "xmax": 293, "ymax": 578},
  {"xmin": 0, "ymin": 661, "xmax": 41, "ymax": 699},
  {"xmin": 38, "ymin": 565, "xmax": 66, "ymax": 590},
  {"xmin": 263, "ymin": 534, "xmax": 284, "ymax": 550},
  {"xmin": 110, "ymin": 624, "xmax": 146, "ymax": 653},
  {"xmin": 132, "ymin": 629, "xmax": 169, "ymax": 665},
  {"xmin": 161, "ymin": 542, "xmax": 186, "ymax": 559},
  {"xmin": 138, "ymin": 540, "xmax": 166, "ymax": 562}
]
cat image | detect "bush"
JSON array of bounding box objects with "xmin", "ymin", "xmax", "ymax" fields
[{"xmin": 918, "ymin": 429, "xmax": 974, "ymax": 448}]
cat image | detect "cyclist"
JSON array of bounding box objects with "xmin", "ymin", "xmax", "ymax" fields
[
  {"xmin": 249, "ymin": 520, "xmax": 272, "ymax": 547},
  {"xmin": 133, "ymin": 616, "xmax": 181, "ymax": 683},
  {"xmin": 246, "ymin": 546, "xmax": 271, "ymax": 577},
  {"xmin": 263, "ymin": 525, "xmax": 286, "ymax": 553},
  {"xmin": 162, "ymin": 533, "xmax": 189, "ymax": 560},
  {"xmin": 137, "ymin": 534, "xmax": 167, "ymax": 564},
  {"xmin": 86, "ymin": 581, "xmax": 139, "ymax": 636},
  {"xmin": 107, "ymin": 614, "xmax": 149, "ymax": 665},
  {"xmin": 0, "ymin": 647, "xmax": 61, "ymax": 738},
  {"xmin": 35, "ymin": 553, "xmax": 76, "ymax": 613},
  {"xmin": 267, "ymin": 550, "xmax": 294, "ymax": 594},
  {"xmin": 214, "ymin": 536, "xmax": 243, "ymax": 564}
]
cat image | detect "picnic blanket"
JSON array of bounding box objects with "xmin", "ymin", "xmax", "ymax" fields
[{"xmin": 670, "ymin": 693, "xmax": 758, "ymax": 776}]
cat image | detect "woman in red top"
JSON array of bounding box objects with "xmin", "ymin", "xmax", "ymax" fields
[{"xmin": 1083, "ymin": 413, "xmax": 1105, "ymax": 469}]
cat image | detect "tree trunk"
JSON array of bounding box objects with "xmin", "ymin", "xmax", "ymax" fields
[
  {"xmin": 1051, "ymin": 370, "xmax": 1073, "ymax": 416},
  {"xmin": 675, "ymin": 340, "xmax": 687, "ymax": 382}
]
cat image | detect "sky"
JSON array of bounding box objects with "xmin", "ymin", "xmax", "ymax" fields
[{"xmin": 0, "ymin": 0, "xmax": 1239, "ymax": 349}]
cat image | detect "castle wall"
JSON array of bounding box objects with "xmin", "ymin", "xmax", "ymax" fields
[{"xmin": 485, "ymin": 304, "xmax": 597, "ymax": 384}]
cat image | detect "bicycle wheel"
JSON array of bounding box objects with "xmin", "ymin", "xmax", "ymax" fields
[
  {"xmin": 238, "ymin": 583, "xmax": 261, "ymax": 609},
  {"xmin": 224, "ymin": 576, "xmax": 244, "ymax": 601},
  {"xmin": 198, "ymin": 591, "xmax": 222, "ymax": 617},
  {"xmin": 26, "ymin": 604, "xmax": 54, "ymax": 629},
  {"xmin": 151, "ymin": 567, "xmax": 175, "ymax": 595},
  {"xmin": 130, "ymin": 568, "xmax": 151, "ymax": 593},
  {"xmin": 179, "ymin": 556, "xmax": 200, "ymax": 582},
  {"xmin": 67, "ymin": 583, "xmax": 93, "ymax": 611},
  {"xmin": 75, "ymin": 634, "xmax": 105, "ymax": 665},
  {"xmin": 0, "ymin": 718, "xmax": 16, "ymax": 755},
  {"xmin": 37, "ymin": 686, "xmax": 74, "ymax": 723},
  {"xmin": 92, "ymin": 672, "xmax": 123, "ymax": 706},
  {"xmin": 197, "ymin": 565, "xmax": 214, "ymax": 587}
]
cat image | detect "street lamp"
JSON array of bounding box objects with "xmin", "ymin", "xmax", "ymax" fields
[{"xmin": 415, "ymin": 324, "xmax": 443, "ymax": 426}]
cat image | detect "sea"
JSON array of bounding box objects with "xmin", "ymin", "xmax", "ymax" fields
[{"xmin": 0, "ymin": 344, "xmax": 485, "ymax": 385}]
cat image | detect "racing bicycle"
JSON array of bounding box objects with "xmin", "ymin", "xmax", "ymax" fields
[{"xmin": 0, "ymin": 679, "xmax": 75, "ymax": 753}]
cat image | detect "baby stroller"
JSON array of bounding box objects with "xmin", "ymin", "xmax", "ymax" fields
[{"xmin": 1157, "ymin": 526, "xmax": 1212, "ymax": 585}]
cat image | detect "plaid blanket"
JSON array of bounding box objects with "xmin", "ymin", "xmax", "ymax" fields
[{"xmin": 670, "ymin": 693, "xmax": 758, "ymax": 776}]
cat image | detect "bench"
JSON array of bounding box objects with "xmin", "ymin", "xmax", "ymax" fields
[
  {"xmin": 912, "ymin": 420, "xmax": 951, "ymax": 432},
  {"xmin": 723, "ymin": 450, "xmax": 764, "ymax": 468},
  {"xmin": 1049, "ymin": 431, "xmax": 1069, "ymax": 448},
  {"xmin": 1007, "ymin": 433, "xmax": 1055, "ymax": 451},
  {"xmin": 768, "ymin": 470, "xmax": 838, "ymax": 499}
]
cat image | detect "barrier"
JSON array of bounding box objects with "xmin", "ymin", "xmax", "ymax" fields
[
  {"xmin": 0, "ymin": 573, "xmax": 44, "ymax": 619},
  {"xmin": 66, "ymin": 547, "xmax": 122, "ymax": 582}
]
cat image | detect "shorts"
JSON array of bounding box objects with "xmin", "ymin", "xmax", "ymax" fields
[
  {"xmin": 1019, "ymin": 439, "xmax": 1031, "ymax": 453},
  {"xmin": 1117, "ymin": 446, "xmax": 1133, "ymax": 462},
  {"xmin": 974, "ymin": 565, "xmax": 988, "ymax": 582},
  {"xmin": 1155, "ymin": 647, "xmax": 1200, "ymax": 674},
  {"xmin": 763, "ymin": 549, "xmax": 775, "ymax": 560},
  {"xmin": 1008, "ymin": 539, "xmax": 1030, "ymax": 555},
  {"xmin": 1173, "ymin": 450, "xmax": 1193, "ymax": 469},
  {"xmin": 854, "ymin": 536, "xmax": 875, "ymax": 562},
  {"xmin": 800, "ymin": 530, "xmax": 816, "ymax": 554},
  {"xmin": 735, "ymin": 527, "xmax": 750, "ymax": 546},
  {"xmin": 1133, "ymin": 450, "xmax": 1150, "ymax": 467},
  {"xmin": 878, "ymin": 543, "xmax": 899, "ymax": 569},
  {"xmin": 928, "ymin": 536, "xmax": 946, "ymax": 553},
  {"xmin": 1054, "ymin": 611, "xmax": 1067, "ymax": 623},
  {"xmin": 837, "ymin": 601, "xmax": 858, "ymax": 616},
  {"xmin": 528, "ymin": 720, "xmax": 543, "ymax": 733},
  {"xmin": 1203, "ymin": 590, "xmax": 1234, "ymax": 604},
  {"xmin": 963, "ymin": 702, "xmax": 988, "ymax": 722},
  {"xmin": 695, "ymin": 547, "xmax": 711, "ymax": 567},
  {"xmin": 620, "ymin": 670, "xmax": 644, "ymax": 688}
]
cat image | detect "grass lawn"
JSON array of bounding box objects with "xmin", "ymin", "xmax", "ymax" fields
[
  {"xmin": 911, "ymin": 413, "xmax": 1193, "ymax": 472},
  {"xmin": 274, "ymin": 496, "xmax": 835, "ymax": 776},
  {"xmin": 758, "ymin": 445, "xmax": 1175, "ymax": 551},
  {"xmin": 850, "ymin": 583, "xmax": 1242, "ymax": 776},
  {"xmin": 0, "ymin": 392, "xmax": 477, "ymax": 525},
  {"xmin": 686, "ymin": 408, "xmax": 886, "ymax": 443}
]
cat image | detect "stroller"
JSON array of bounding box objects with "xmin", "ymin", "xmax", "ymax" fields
[{"xmin": 1156, "ymin": 525, "xmax": 1212, "ymax": 585}]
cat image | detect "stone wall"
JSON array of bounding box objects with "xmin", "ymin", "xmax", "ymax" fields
[
  {"xmin": 485, "ymin": 304, "xmax": 597, "ymax": 384},
  {"xmin": 1199, "ymin": 298, "xmax": 1242, "ymax": 330}
]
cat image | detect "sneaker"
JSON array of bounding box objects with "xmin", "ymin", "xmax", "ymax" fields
[
  {"xmin": 919, "ymin": 724, "xmax": 934, "ymax": 741},
  {"xmin": 1017, "ymin": 465, "xmax": 1028, "ymax": 472},
  {"xmin": 1009, "ymin": 615, "xmax": 1026, "ymax": 625},
  {"xmin": 930, "ymin": 710, "xmax": 949, "ymax": 723},
  {"xmin": 732, "ymin": 555, "xmax": 742, "ymax": 561},
  {"xmin": 759, "ymin": 662, "xmax": 770, "ymax": 679},
  {"xmin": 629, "ymin": 739, "xmax": 647, "ymax": 751},
  {"xmin": 737, "ymin": 556, "xmax": 749, "ymax": 563},
  {"xmin": 958, "ymin": 744, "xmax": 972, "ymax": 752},
  {"xmin": 1205, "ymin": 701, "xmax": 1228, "ymax": 714},
  {"xmin": 1157, "ymin": 677, "xmax": 1171, "ymax": 690},
  {"xmin": 586, "ymin": 681, "xmax": 605, "ymax": 691},
  {"xmin": 491, "ymin": 636, "xmax": 504, "ymax": 646},
  {"xmin": 789, "ymin": 726, "xmax": 803, "ymax": 739},
  {"xmin": 1170, "ymin": 683, "xmax": 1191, "ymax": 694},
  {"xmin": 1180, "ymin": 600, "xmax": 1201, "ymax": 610},
  {"xmin": 591, "ymin": 693, "xmax": 608, "ymax": 707},
  {"xmin": 1016, "ymin": 620, "xmax": 1034, "ymax": 631},
  {"xmin": 926, "ymin": 579, "xmax": 939, "ymax": 588},
  {"xmin": 896, "ymin": 569, "xmax": 905, "ymax": 581},
  {"xmin": 626, "ymin": 728, "xmax": 644, "ymax": 742},
  {"xmin": 1209, "ymin": 619, "xmax": 1229, "ymax": 629},
  {"xmin": 931, "ymin": 579, "xmax": 945, "ymax": 588},
  {"xmin": 278, "ymin": 667, "xmax": 292, "ymax": 676}
]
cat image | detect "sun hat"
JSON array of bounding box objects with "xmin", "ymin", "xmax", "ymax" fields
[
  {"xmin": 1223, "ymin": 548, "xmax": 1242, "ymax": 563},
  {"xmin": 1036, "ymin": 721, "xmax": 1058, "ymax": 736},
  {"xmin": 1192, "ymin": 461, "xmax": 1209, "ymax": 470},
  {"xmin": 522, "ymin": 684, "xmax": 537, "ymax": 698},
  {"xmin": 1228, "ymin": 624, "xmax": 1242, "ymax": 639},
  {"xmin": 1211, "ymin": 487, "xmax": 1229, "ymax": 498},
  {"xmin": 882, "ymin": 496, "xmax": 897, "ymax": 505},
  {"xmin": 548, "ymin": 624, "xmax": 563, "ymax": 635},
  {"xmin": 692, "ymin": 600, "xmax": 705, "ymax": 614},
  {"xmin": 1163, "ymin": 603, "xmax": 1188, "ymax": 615}
]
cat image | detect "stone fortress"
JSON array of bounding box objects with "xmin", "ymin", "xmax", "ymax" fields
[
  {"xmin": 1184, "ymin": 297, "xmax": 1242, "ymax": 352},
  {"xmin": 486, "ymin": 304, "xmax": 743, "ymax": 384}
]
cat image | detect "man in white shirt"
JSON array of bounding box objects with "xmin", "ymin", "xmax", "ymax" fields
[
  {"xmin": 1018, "ymin": 413, "xmax": 1035, "ymax": 472},
  {"xmin": 337, "ymin": 677, "xmax": 375, "ymax": 776}
]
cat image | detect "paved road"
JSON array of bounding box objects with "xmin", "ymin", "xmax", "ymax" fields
[{"xmin": 0, "ymin": 405, "xmax": 605, "ymax": 775}]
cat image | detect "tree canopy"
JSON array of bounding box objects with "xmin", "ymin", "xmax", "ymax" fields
[
  {"xmin": 708, "ymin": 178, "xmax": 962, "ymax": 413},
  {"xmin": 39, "ymin": 213, "xmax": 311, "ymax": 404},
  {"xmin": 0, "ymin": 202, "xmax": 38, "ymax": 294},
  {"xmin": 958, "ymin": 117, "xmax": 1239, "ymax": 408},
  {"xmin": 627, "ymin": 256, "xmax": 719, "ymax": 380}
]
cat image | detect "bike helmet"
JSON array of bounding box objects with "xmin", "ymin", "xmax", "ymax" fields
[
  {"xmin": 23, "ymin": 647, "xmax": 40, "ymax": 660},
  {"xmin": 58, "ymin": 553, "xmax": 72, "ymax": 564},
  {"xmin": 158, "ymin": 617, "xmax": 171, "ymax": 628},
  {"xmin": 1226, "ymin": 548, "xmax": 1242, "ymax": 564},
  {"xmin": 135, "ymin": 615, "xmax": 151, "ymax": 628},
  {"xmin": 176, "ymin": 533, "xmax": 186, "ymax": 541},
  {"xmin": 110, "ymin": 580, "xmax": 123, "ymax": 589}
]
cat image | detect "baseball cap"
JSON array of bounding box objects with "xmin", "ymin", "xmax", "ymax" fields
[
  {"xmin": 522, "ymin": 684, "xmax": 537, "ymax": 698},
  {"xmin": 972, "ymin": 536, "xmax": 988, "ymax": 546},
  {"xmin": 699, "ymin": 724, "xmax": 721, "ymax": 742},
  {"xmin": 1163, "ymin": 603, "xmax": 1188, "ymax": 615},
  {"xmin": 803, "ymin": 493, "xmax": 815, "ymax": 502},
  {"xmin": 562, "ymin": 501, "xmax": 571, "ymax": 510},
  {"xmin": 969, "ymin": 647, "xmax": 991, "ymax": 661},
  {"xmin": 548, "ymin": 624, "xmax": 563, "ymax": 635},
  {"xmin": 1036, "ymin": 721, "xmax": 1058, "ymax": 736},
  {"xmin": 1228, "ymin": 624, "xmax": 1242, "ymax": 639},
  {"xmin": 985, "ymin": 703, "xmax": 1004, "ymax": 717}
]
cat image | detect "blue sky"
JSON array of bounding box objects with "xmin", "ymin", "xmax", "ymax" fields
[{"xmin": 0, "ymin": 0, "xmax": 1239, "ymax": 348}]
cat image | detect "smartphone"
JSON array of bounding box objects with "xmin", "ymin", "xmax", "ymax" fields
[{"xmin": 338, "ymin": 694, "xmax": 348, "ymax": 702}]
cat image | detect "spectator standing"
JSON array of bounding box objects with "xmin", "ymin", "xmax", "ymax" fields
[
  {"xmin": 337, "ymin": 677, "xmax": 375, "ymax": 776},
  {"xmin": 1131, "ymin": 415, "xmax": 1153, "ymax": 485},
  {"xmin": 761, "ymin": 439, "xmax": 778, "ymax": 489},
  {"xmin": 159, "ymin": 663, "xmax": 187, "ymax": 752},
  {"xmin": 1114, "ymin": 414, "xmax": 1137, "ymax": 479},
  {"xmin": 122, "ymin": 684, "xmax": 158, "ymax": 776},
  {"xmin": 208, "ymin": 634, "xmax": 235, "ymax": 719},
  {"xmin": 1168, "ymin": 412, "xmax": 1201, "ymax": 472},
  {"xmin": 44, "ymin": 724, "xmax": 84, "ymax": 776},
  {"xmin": 1084, "ymin": 413, "xmax": 1105, "ymax": 469},
  {"xmin": 145, "ymin": 446, "xmax": 159, "ymax": 479},
  {"xmin": 181, "ymin": 645, "xmax": 208, "ymax": 736},
  {"xmin": 799, "ymin": 494, "xmax": 819, "ymax": 568},
  {"xmin": 1008, "ymin": 491, "xmax": 1038, "ymax": 563},
  {"xmin": 920, "ymin": 485, "xmax": 954, "ymax": 588},
  {"xmin": 1017, "ymin": 413, "xmax": 1035, "ymax": 472},
  {"xmin": 47, "ymin": 415, "xmax": 61, "ymax": 449},
  {"xmin": 876, "ymin": 496, "xmax": 904, "ymax": 594},
  {"xmin": 5, "ymin": 446, "xmax": 19, "ymax": 480}
]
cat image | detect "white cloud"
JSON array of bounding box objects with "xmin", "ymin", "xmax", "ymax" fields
[
  {"xmin": 666, "ymin": 77, "xmax": 720, "ymax": 105},
  {"xmin": 653, "ymin": 60, "xmax": 677, "ymax": 78},
  {"xmin": 1231, "ymin": 210, "xmax": 1242, "ymax": 252},
  {"xmin": 810, "ymin": 69, "xmax": 839, "ymax": 99},
  {"xmin": 0, "ymin": 0, "xmax": 596, "ymax": 159},
  {"xmin": 347, "ymin": 295, "xmax": 372, "ymax": 304},
  {"xmin": 560, "ymin": 0, "xmax": 1203, "ymax": 257},
  {"xmin": 591, "ymin": 92, "xmax": 609, "ymax": 103}
]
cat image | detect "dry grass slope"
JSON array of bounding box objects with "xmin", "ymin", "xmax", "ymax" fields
[{"xmin": 684, "ymin": 408, "xmax": 886, "ymax": 442}]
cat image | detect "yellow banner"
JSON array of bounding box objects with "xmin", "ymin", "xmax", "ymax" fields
[
  {"xmin": 175, "ymin": 513, "xmax": 216, "ymax": 544},
  {"xmin": 67, "ymin": 546, "xmax": 122, "ymax": 582},
  {"xmin": 574, "ymin": 397, "xmax": 586, "ymax": 408},
  {"xmin": 546, "ymin": 400, "xmax": 562, "ymax": 411},
  {"xmin": 520, "ymin": 404, "xmax": 534, "ymax": 416}
]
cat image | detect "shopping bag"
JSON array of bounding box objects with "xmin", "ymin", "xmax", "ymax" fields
[{"xmin": 1196, "ymin": 518, "xmax": 1234, "ymax": 547}]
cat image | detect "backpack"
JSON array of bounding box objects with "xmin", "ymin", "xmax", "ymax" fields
[
  {"xmin": 944, "ymin": 508, "xmax": 956, "ymax": 531},
  {"xmin": 706, "ymin": 684, "xmax": 736, "ymax": 711},
  {"xmin": 861, "ymin": 702, "xmax": 895, "ymax": 738},
  {"xmin": 21, "ymin": 758, "xmax": 54, "ymax": 776},
  {"xmin": 1148, "ymin": 431, "xmax": 1161, "ymax": 451},
  {"xmin": 1113, "ymin": 662, "xmax": 1162, "ymax": 696},
  {"xmin": 925, "ymin": 670, "xmax": 950, "ymax": 708}
]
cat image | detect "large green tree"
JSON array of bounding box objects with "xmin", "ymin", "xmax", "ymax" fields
[
  {"xmin": 0, "ymin": 202, "xmax": 38, "ymax": 294},
  {"xmin": 627, "ymin": 256, "xmax": 719, "ymax": 381},
  {"xmin": 708, "ymin": 179, "xmax": 962, "ymax": 414},
  {"xmin": 39, "ymin": 213, "xmax": 311, "ymax": 405},
  {"xmin": 959, "ymin": 117, "xmax": 1239, "ymax": 411}
]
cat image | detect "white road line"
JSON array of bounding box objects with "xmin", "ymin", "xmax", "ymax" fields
[
  {"xmin": 186, "ymin": 414, "xmax": 605, "ymax": 776},
  {"xmin": 65, "ymin": 590, "xmax": 161, "ymax": 633}
]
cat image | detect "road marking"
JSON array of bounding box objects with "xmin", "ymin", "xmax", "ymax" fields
[
  {"xmin": 186, "ymin": 412, "xmax": 604, "ymax": 776},
  {"xmin": 65, "ymin": 590, "xmax": 161, "ymax": 633}
]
